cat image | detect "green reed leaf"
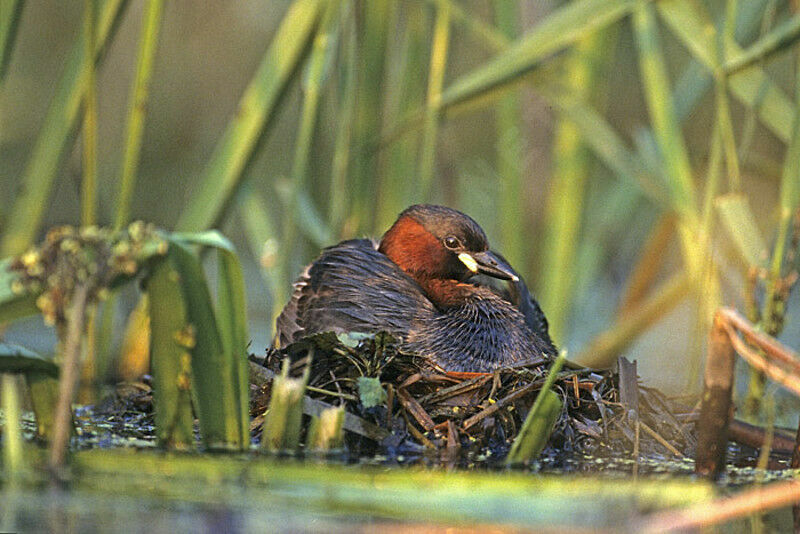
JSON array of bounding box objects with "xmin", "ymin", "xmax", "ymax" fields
[
  {"xmin": 0, "ymin": 0, "xmax": 128, "ymax": 257},
  {"xmin": 114, "ymin": 0, "xmax": 164, "ymax": 230},
  {"xmin": 146, "ymin": 254, "xmax": 195, "ymax": 449},
  {"xmin": 0, "ymin": 0, "xmax": 24, "ymax": 82},
  {"xmin": 168, "ymin": 239, "xmax": 246, "ymax": 450},
  {"xmin": 0, "ymin": 342, "xmax": 58, "ymax": 377},
  {"xmin": 439, "ymin": 0, "xmax": 636, "ymax": 112},
  {"xmin": 506, "ymin": 352, "xmax": 566, "ymax": 465},
  {"xmin": 715, "ymin": 194, "xmax": 768, "ymax": 267},
  {"xmin": 726, "ymin": 12, "xmax": 800, "ymax": 74},
  {"xmin": 175, "ymin": 0, "xmax": 323, "ymax": 232},
  {"xmin": 658, "ymin": 0, "xmax": 794, "ymax": 143}
]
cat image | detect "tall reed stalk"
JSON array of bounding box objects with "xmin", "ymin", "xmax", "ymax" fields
[
  {"xmin": 175, "ymin": 0, "xmax": 323, "ymax": 233},
  {"xmin": 81, "ymin": 0, "xmax": 98, "ymax": 227},
  {"xmin": 113, "ymin": 0, "xmax": 164, "ymax": 230},
  {"xmin": 0, "ymin": 0, "xmax": 24, "ymax": 82},
  {"xmin": 539, "ymin": 27, "xmax": 616, "ymax": 345},
  {"xmin": 328, "ymin": 3, "xmax": 357, "ymax": 235},
  {"xmin": 417, "ymin": 0, "xmax": 450, "ymax": 202},
  {"xmin": 282, "ymin": 0, "xmax": 343, "ymax": 288},
  {"xmin": 493, "ymin": 1, "xmax": 525, "ymax": 270},
  {"xmin": 98, "ymin": 0, "xmax": 164, "ymax": 382},
  {"xmin": 376, "ymin": 6, "xmax": 426, "ymax": 230},
  {"xmin": 0, "ymin": 0, "xmax": 127, "ymax": 257},
  {"xmin": 351, "ymin": 0, "xmax": 390, "ymax": 233},
  {"xmin": 79, "ymin": 0, "xmax": 98, "ymax": 403}
]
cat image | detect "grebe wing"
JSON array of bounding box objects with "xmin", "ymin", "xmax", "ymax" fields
[{"xmin": 274, "ymin": 239, "xmax": 433, "ymax": 347}]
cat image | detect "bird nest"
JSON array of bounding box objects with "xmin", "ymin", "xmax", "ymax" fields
[{"xmin": 249, "ymin": 332, "xmax": 694, "ymax": 461}]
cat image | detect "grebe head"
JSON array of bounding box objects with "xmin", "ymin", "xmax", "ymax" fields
[{"xmin": 378, "ymin": 205, "xmax": 518, "ymax": 285}]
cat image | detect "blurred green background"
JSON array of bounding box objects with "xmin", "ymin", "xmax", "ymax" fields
[{"xmin": 1, "ymin": 0, "xmax": 799, "ymax": 407}]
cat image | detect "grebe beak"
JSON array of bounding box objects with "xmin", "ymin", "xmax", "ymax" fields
[{"xmin": 458, "ymin": 251, "xmax": 519, "ymax": 282}]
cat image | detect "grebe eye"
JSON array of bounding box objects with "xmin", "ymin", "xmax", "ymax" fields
[{"xmin": 444, "ymin": 236, "xmax": 460, "ymax": 249}]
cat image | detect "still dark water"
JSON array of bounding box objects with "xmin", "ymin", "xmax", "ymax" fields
[{"xmin": 1, "ymin": 405, "xmax": 797, "ymax": 533}]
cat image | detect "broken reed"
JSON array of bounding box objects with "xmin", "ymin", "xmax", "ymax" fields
[
  {"xmin": 1, "ymin": 374, "xmax": 25, "ymax": 479},
  {"xmin": 306, "ymin": 405, "xmax": 345, "ymax": 453},
  {"xmin": 695, "ymin": 307, "xmax": 800, "ymax": 478},
  {"xmin": 695, "ymin": 312, "xmax": 735, "ymax": 479},
  {"xmin": 259, "ymin": 357, "xmax": 346, "ymax": 454},
  {"xmin": 261, "ymin": 359, "xmax": 309, "ymax": 453}
]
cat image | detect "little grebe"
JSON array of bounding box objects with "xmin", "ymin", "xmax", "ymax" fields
[{"xmin": 275, "ymin": 204, "xmax": 556, "ymax": 372}]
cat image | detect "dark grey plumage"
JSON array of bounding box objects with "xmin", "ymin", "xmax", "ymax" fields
[
  {"xmin": 404, "ymin": 285, "xmax": 556, "ymax": 371},
  {"xmin": 275, "ymin": 238, "xmax": 556, "ymax": 372},
  {"xmin": 275, "ymin": 239, "xmax": 434, "ymax": 347},
  {"xmin": 487, "ymin": 250, "xmax": 555, "ymax": 351}
]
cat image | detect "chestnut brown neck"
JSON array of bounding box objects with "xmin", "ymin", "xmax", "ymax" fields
[
  {"xmin": 379, "ymin": 215, "xmax": 470, "ymax": 308},
  {"xmin": 418, "ymin": 278, "xmax": 475, "ymax": 307}
]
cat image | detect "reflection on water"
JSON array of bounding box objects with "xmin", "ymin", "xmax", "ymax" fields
[
  {"xmin": 2, "ymin": 400, "xmax": 798, "ymax": 532},
  {"xmin": 2, "ymin": 485, "xmax": 372, "ymax": 534}
]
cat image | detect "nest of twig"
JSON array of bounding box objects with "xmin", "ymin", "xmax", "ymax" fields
[{"xmin": 250, "ymin": 332, "xmax": 694, "ymax": 461}]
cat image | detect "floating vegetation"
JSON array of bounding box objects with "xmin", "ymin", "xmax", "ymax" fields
[{"xmin": 250, "ymin": 331, "xmax": 696, "ymax": 463}]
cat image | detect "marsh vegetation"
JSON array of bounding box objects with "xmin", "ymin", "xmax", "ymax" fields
[{"xmin": 1, "ymin": 0, "xmax": 800, "ymax": 531}]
